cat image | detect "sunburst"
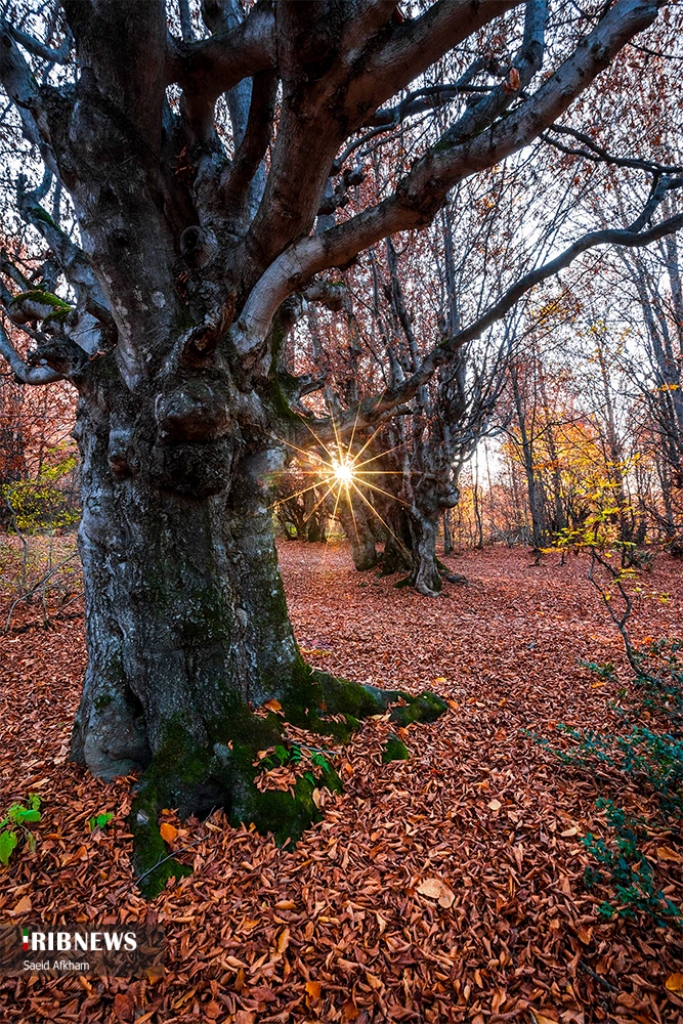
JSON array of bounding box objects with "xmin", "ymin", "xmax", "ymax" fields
[{"xmin": 270, "ymin": 414, "xmax": 411, "ymax": 555}]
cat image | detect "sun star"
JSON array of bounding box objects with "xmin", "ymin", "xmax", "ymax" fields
[{"xmin": 332, "ymin": 459, "xmax": 355, "ymax": 485}]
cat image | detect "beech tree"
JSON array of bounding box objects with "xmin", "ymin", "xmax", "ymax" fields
[{"xmin": 1, "ymin": 0, "xmax": 683, "ymax": 893}]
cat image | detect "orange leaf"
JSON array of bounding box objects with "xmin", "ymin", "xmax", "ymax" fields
[
  {"xmin": 666, "ymin": 973, "xmax": 683, "ymax": 992},
  {"xmin": 343, "ymin": 999, "xmax": 360, "ymax": 1021},
  {"xmin": 657, "ymin": 846, "xmax": 682, "ymax": 863},
  {"xmin": 160, "ymin": 822, "xmax": 178, "ymax": 843},
  {"xmin": 263, "ymin": 699, "xmax": 284, "ymax": 714},
  {"xmin": 305, "ymin": 980, "xmax": 322, "ymax": 1003}
]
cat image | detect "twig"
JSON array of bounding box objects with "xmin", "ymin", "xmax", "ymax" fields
[
  {"xmin": 134, "ymin": 808, "xmax": 219, "ymax": 889},
  {"xmin": 4, "ymin": 552, "xmax": 78, "ymax": 633},
  {"xmin": 578, "ymin": 957, "xmax": 619, "ymax": 993},
  {"xmin": 134, "ymin": 836, "xmax": 206, "ymax": 889}
]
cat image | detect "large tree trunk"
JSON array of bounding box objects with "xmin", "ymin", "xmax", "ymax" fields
[
  {"xmin": 68, "ymin": 355, "xmax": 446, "ymax": 895},
  {"xmin": 70, "ymin": 396, "xmax": 299, "ymax": 780}
]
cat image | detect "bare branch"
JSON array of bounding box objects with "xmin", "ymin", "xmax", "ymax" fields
[
  {"xmin": 0, "ymin": 321, "xmax": 63, "ymax": 385},
  {"xmin": 234, "ymin": 0, "xmax": 666, "ymax": 360},
  {"xmin": 0, "ymin": 18, "xmax": 59, "ymax": 174},
  {"xmin": 8, "ymin": 20, "xmax": 72, "ymax": 64},
  {"xmin": 324, "ymin": 210, "xmax": 683, "ymax": 439},
  {"xmin": 62, "ymin": 0, "xmax": 167, "ymax": 155},
  {"xmin": 542, "ymin": 123, "xmax": 683, "ymax": 176},
  {"xmin": 345, "ymin": 0, "xmax": 523, "ymax": 122},
  {"xmin": 169, "ymin": 3, "xmax": 276, "ymax": 140},
  {"xmin": 219, "ymin": 69, "xmax": 277, "ymax": 220}
]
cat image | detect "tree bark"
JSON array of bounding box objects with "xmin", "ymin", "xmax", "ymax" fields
[
  {"xmin": 337, "ymin": 499, "xmax": 377, "ymax": 571},
  {"xmin": 70, "ymin": 374, "xmax": 300, "ymax": 779}
]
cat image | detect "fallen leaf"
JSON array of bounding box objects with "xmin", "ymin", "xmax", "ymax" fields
[
  {"xmin": 417, "ymin": 877, "xmax": 456, "ymax": 908},
  {"xmin": 113, "ymin": 992, "xmax": 134, "ymax": 1022},
  {"xmin": 342, "ymin": 998, "xmax": 360, "ymax": 1021},
  {"xmin": 160, "ymin": 822, "xmax": 177, "ymax": 843},
  {"xmin": 488, "ymin": 798, "xmax": 502, "ymax": 811},
  {"xmin": 657, "ymin": 846, "xmax": 682, "ymax": 863},
  {"xmin": 305, "ymin": 980, "xmax": 322, "ymax": 1002},
  {"xmin": 666, "ymin": 974, "xmax": 683, "ymax": 992}
]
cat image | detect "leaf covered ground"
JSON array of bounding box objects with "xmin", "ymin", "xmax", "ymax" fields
[{"xmin": 0, "ymin": 543, "xmax": 682, "ymax": 1024}]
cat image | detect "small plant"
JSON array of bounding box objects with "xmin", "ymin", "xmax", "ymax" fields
[
  {"xmin": 0, "ymin": 795, "xmax": 42, "ymax": 866},
  {"xmin": 582, "ymin": 799, "xmax": 682, "ymax": 929},
  {"xmin": 87, "ymin": 811, "xmax": 114, "ymax": 831},
  {"xmin": 579, "ymin": 659, "xmax": 616, "ymax": 681}
]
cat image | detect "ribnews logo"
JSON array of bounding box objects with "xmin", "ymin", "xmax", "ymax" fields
[{"xmin": 0, "ymin": 922, "xmax": 165, "ymax": 978}]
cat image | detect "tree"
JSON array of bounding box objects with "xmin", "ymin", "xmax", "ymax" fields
[{"xmin": 1, "ymin": 0, "xmax": 682, "ymax": 894}]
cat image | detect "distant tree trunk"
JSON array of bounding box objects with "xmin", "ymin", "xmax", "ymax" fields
[
  {"xmin": 594, "ymin": 338, "xmax": 632, "ymax": 550},
  {"xmin": 337, "ymin": 500, "xmax": 377, "ymax": 570},
  {"xmin": 443, "ymin": 509, "xmax": 453, "ymax": 556},
  {"xmin": 303, "ymin": 488, "xmax": 326, "ymax": 542},
  {"xmin": 473, "ymin": 451, "xmax": 484, "ymax": 549},
  {"xmin": 510, "ymin": 362, "xmax": 547, "ymax": 550}
]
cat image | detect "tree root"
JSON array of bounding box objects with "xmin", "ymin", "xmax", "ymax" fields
[{"xmin": 129, "ymin": 663, "xmax": 447, "ymax": 897}]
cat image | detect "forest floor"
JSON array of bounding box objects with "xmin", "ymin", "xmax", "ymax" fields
[{"xmin": 0, "ymin": 542, "xmax": 682, "ymax": 1024}]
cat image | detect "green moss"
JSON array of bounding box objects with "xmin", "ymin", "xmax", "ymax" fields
[
  {"xmin": 29, "ymin": 205, "xmax": 58, "ymax": 230},
  {"xmin": 278, "ymin": 656, "xmax": 448, "ymax": 740},
  {"xmin": 94, "ymin": 693, "xmax": 113, "ymax": 711},
  {"xmin": 228, "ymin": 769, "xmax": 339, "ymax": 846},
  {"xmin": 390, "ymin": 691, "xmax": 448, "ymax": 727},
  {"xmin": 151, "ymin": 717, "xmax": 212, "ymax": 789},
  {"xmin": 209, "ymin": 695, "xmax": 342, "ymax": 847},
  {"xmin": 382, "ymin": 734, "xmax": 411, "ymax": 762},
  {"xmin": 43, "ymin": 307, "xmax": 71, "ymax": 325},
  {"xmin": 129, "ymin": 782, "xmax": 192, "ymax": 899},
  {"xmin": 9, "ymin": 290, "xmax": 71, "ymax": 312}
]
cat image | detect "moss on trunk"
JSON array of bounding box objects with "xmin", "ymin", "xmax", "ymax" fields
[{"xmin": 129, "ymin": 667, "xmax": 446, "ymax": 898}]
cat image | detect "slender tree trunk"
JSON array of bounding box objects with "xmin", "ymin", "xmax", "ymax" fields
[
  {"xmin": 443, "ymin": 509, "xmax": 453, "ymax": 556},
  {"xmin": 510, "ymin": 365, "xmax": 546, "ymax": 549}
]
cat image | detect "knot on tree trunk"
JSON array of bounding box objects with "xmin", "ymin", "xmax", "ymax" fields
[
  {"xmin": 179, "ymin": 225, "xmax": 219, "ymax": 269},
  {"xmin": 154, "ymin": 379, "xmax": 232, "ymax": 442}
]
